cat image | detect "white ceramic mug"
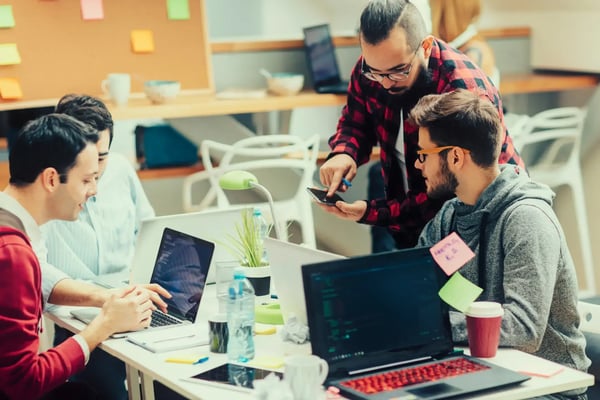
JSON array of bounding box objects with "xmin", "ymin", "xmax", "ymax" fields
[
  {"xmin": 101, "ymin": 73, "xmax": 131, "ymax": 106},
  {"xmin": 284, "ymin": 355, "xmax": 328, "ymax": 400}
]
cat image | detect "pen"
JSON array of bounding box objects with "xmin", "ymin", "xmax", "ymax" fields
[
  {"xmin": 341, "ymin": 178, "xmax": 352, "ymax": 188},
  {"xmin": 152, "ymin": 334, "xmax": 196, "ymax": 344},
  {"xmin": 193, "ymin": 356, "xmax": 209, "ymax": 365}
]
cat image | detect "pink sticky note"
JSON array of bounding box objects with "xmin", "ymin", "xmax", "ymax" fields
[
  {"xmin": 429, "ymin": 232, "xmax": 475, "ymax": 275},
  {"xmin": 81, "ymin": 0, "xmax": 104, "ymax": 21}
]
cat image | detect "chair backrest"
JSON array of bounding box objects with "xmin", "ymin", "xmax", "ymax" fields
[
  {"xmin": 182, "ymin": 134, "xmax": 320, "ymax": 248},
  {"xmin": 514, "ymin": 107, "xmax": 586, "ymax": 168}
]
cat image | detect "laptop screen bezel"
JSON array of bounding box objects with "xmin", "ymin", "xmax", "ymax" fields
[
  {"xmin": 302, "ymin": 247, "xmax": 453, "ymax": 378},
  {"xmin": 303, "ymin": 24, "xmax": 343, "ymax": 88},
  {"xmin": 149, "ymin": 227, "xmax": 215, "ymax": 323}
]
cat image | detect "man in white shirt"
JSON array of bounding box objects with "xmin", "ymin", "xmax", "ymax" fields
[
  {"xmin": 41, "ymin": 94, "xmax": 157, "ymax": 399},
  {"xmin": 0, "ymin": 114, "xmax": 154, "ymax": 399}
]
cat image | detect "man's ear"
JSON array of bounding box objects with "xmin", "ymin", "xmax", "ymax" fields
[
  {"xmin": 40, "ymin": 167, "xmax": 61, "ymax": 193},
  {"xmin": 449, "ymin": 147, "xmax": 467, "ymax": 169},
  {"xmin": 421, "ymin": 35, "xmax": 435, "ymax": 59}
]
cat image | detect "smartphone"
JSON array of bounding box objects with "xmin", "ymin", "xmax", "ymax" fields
[{"xmin": 306, "ymin": 187, "xmax": 345, "ymax": 206}]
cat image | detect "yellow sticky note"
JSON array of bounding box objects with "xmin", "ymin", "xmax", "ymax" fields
[
  {"xmin": 0, "ymin": 43, "xmax": 21, "ymax": 65},
  {"xmin": 0, "ymin": 78, "xmax": 23, "ymax": 99},
  {"xmin": 249, "ymin": 356, "xmax": 284, "ymax": 369},
  {"xmin": 0, "ymin": 5, "xmax": 15, "ymax": 28},
  {"xmin": 438, "ymin": 272, "xmax": 483, "ymax": 313},
  {"xmin": 167, "ymin": 0, "xmax": 190, "ymax": 20},
  {"xmin": 131, "ymin": 30, "xmax": 155, "ymax": 53}
]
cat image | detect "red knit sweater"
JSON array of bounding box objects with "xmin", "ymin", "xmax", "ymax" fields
[{"xmin": 0, "ymin": 226, "xmax": 85, "ymax": 400}]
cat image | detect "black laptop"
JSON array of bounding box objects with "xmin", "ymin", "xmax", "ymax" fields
[
  {"xmin": 303, "ymin": 24, "xmax": 350, "ymax": 94},
  {"xmin": 302, "ymin": 247, "xmax": 530, "ymax": 400}
]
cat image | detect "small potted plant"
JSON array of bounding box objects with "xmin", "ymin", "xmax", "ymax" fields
[{"xmin": 223, "ymin": 208, "xmax": 272, "ymax": 298}]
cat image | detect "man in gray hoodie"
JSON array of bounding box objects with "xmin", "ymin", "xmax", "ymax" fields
[{"xmin": 411, "ymin": 89, "xmax": 589, "ymax": 399}]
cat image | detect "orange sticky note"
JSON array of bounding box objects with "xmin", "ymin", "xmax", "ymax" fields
[
  {"xmin": 430, "ymin": 232, "xmax": 475, "ymax": 275},
  {"xmin": 0, "ymin": 43, "xmax": 21, "ymax": 65},
  {"xmin": 131, "ymin": 30, "xmax": 155, "ymax": 53},
  {"xmin": 80, "ymin": 0, "xmax": 104, "ymax": 20},
  {"xmin": 0, "ymin": 78, "xmax": 23, "ymax": 99}
]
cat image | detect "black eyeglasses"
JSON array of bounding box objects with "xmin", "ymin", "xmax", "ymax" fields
[{"xmin": 361, "ymin": 44, "xmax": 421, "ymax": 83}]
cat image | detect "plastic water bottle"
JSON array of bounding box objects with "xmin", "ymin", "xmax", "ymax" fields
[
  {"xmin": 226, "ymin": 268, "xmax": 255, "ymax": 362},
  {"xmin": 253, "ymin": 208, "xmax": 269, "ymax": 264}
]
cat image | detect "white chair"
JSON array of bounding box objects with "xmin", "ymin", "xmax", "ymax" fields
[
  {"xmin": 182, "ymin": 134, "xmax": 320, "ymax": 248},
  {"xmin": 578, "ymin": 300, "xmax": 600, "ymax": 396},
  {"xmin": 515, "ymin": 107, "xmax": 595, "ymax": 297}
]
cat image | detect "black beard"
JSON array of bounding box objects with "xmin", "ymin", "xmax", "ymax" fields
[
  {"xmin": 388, "ymin": 65, "xmax": 434, "ymax": 107},
  {"xmin": 428, "ymin": 157, "xmax": 458, "ymax": 200}
]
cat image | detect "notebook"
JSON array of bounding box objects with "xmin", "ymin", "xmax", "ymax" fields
[
  {"xmin": 71, "ymin": 227, "xmax": 215, "ymax": 351},
  {"xmin": 264, "ymin": 237, "xmax": 345, "ymax": 325},
  {"xmin": 303, "ymin": 24, "xmax": 350, "ymax": 94},
  {"xmin": 302, "ymin": 247, "xmax": 530, "ymax": 400}
]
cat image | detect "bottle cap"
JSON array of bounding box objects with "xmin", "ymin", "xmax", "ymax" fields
[{"xmin": 233, "ymin": 267, "xmax": 246, "ymax": 279}]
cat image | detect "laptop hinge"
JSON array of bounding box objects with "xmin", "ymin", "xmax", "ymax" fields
[{"xmin": 348, "ymin": 356, "xmax": 433, "ymax": 376}]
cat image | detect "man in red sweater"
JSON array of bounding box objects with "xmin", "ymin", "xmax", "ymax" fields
[{"xmin": 0, "ymin": 114, "xmax": 154, "ymax": 400}]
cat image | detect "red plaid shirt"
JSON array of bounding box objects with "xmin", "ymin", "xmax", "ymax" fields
[{"xmin": 328, "ymin": 38, "xmax": 524, "ymax": 247}]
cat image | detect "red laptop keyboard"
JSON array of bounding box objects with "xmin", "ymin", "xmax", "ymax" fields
[{"xmin": 340, "ymin": 357, "xmax": 490, "ymax": 395}]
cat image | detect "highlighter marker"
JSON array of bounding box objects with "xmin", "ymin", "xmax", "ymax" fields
[
  {"xmin": 193, "ymin": 356, "xmax": 209, "ymax": 364},
  {"xmin": 165, "ymin": 357, "xmax": 200, "ymax": 364}
]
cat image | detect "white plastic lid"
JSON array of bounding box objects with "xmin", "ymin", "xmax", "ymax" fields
[{"xmin": 466, "ymin": 301, "xmax": 504, "ymax": 318}]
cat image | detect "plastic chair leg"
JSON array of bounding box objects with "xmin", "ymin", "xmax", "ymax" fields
[{"xmin": 570, "ymin": 176, "xmax": 596, "ymax": 296}]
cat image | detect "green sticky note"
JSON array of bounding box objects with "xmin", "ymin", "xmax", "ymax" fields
[
  {"xmin": 438, "ymin": 272, "xmax": 483, "ymax": 313},
  {"xmin": 0, "ymin": 5, "xmax": 15, "ymax": 28},
  {"xmin": 167, "ymin": 0, "xmax": 190, "ymax": 20},
  {"xmin": 0, "ymin": 43, "xmax": 21, "ymax": 65}
]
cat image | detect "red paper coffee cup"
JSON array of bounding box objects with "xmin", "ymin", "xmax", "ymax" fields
[{"xmin": 466, "ymin": 301, "xmax": 504, "ymax": 358}]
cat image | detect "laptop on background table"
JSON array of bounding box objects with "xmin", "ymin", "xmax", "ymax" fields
[
  {"xmin": 71, "ymin": 227, "xmax": 215, "ymax": 351},
  {"xmin": 264, "ymin": 238, "xmax": 345, "ymax": 325},
  {"xmin": 302, "ymin": 247, "xmax": 529, "ymax": 400},
  {"xmin": 303, "ymin": 24, "xmax": 350, "ymax": 94}
]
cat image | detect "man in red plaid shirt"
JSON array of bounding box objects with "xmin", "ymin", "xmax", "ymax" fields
[{"xmin": 318, "ymin": 0, "xmax": 524, "ymax": 249}]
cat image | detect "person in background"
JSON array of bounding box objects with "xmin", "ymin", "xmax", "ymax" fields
[
  {"xmin": 42, "ymin": 94, "xmax": 156, "ymax": 400},
  {"xmin": 430, "ymin": 0, "xmax": 499, "ymax": 86},
  {"xmin": 317, "ymin": 0, "xmax": 523, "ymax": 252},
  {"xmin": 0, "ymin": 114, "xmax": 154, "ymax": 400},
  {"xmin": 413, "ymin": 90, "xmax": 588, "ymax": 400}
]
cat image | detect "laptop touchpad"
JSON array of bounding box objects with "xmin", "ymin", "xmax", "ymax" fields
[{"xmin": 407, "ymin": 383, "xmax": 461, "ymax": 397}]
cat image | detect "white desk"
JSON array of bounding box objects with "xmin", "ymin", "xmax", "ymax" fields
[{"xmin": 47, "ymin": 285, "xmax": 593, "ymax": 400}]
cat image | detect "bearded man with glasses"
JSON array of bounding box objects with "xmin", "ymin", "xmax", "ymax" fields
[{"xmin": 318, "ymin": 0, "xmax": 524, "ymax": 251}]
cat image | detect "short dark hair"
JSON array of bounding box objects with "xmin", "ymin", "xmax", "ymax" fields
[
  {"xmin": 409, "ymin": 89, "xmax": 501, "ymax": 167},
  {"xmin": 359, "ymin": 0, "xmax": 427, "ymax": 50},
  {"xmin": 55, "ymin": 94, "xmax": 114, "ymax": 145},
  {"xmin": 9, "ymin": 113, "xmax": 99, "ymax": 187}
]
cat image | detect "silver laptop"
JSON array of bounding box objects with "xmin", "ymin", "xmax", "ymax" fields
[
  {"xmin": 264, "ymin": 237, "xmax": 345, "ymax": 325},
  {"xmin": 71, "ymin": 227, "xmax": 215, "ymax": 351}
]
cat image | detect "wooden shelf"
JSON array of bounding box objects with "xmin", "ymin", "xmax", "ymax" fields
[
  {"xmin": 2, "ymin": 72, "xmax": 597, "ymax": 121},
  {"xmin": 211, "ymin": 27, "xmax": 531, "ymax": 54},
  {"xmin": 500, "ymin": 73, "xmax": 600, "ymax": 95},
  {"xmin": 136, "ymin": 164, "xmax": 204, "ymax": 180}
]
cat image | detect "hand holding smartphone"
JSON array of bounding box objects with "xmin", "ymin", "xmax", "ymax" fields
[{"xmin": 306, "ymin": 187, "xmax": 345, "ymax": 206}]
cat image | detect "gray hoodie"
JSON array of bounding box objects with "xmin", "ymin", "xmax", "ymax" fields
[{"xmin": 418, "ymin": 165, "xmax": 589, "ymax": 379}]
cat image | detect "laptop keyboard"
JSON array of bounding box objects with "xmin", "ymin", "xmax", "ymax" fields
[
  {"xmin": 150, "ymin": 310, "xmax": 183, "ymax": 327},
  {"xmin": 340, "ymin": 358, "xmax": 490, "ymax": 395}
]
